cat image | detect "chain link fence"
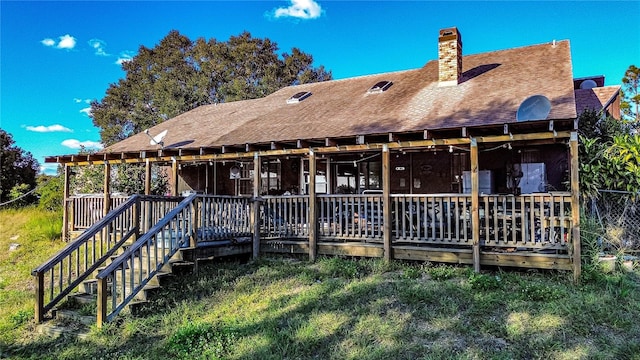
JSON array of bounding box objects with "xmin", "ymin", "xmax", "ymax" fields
[{"xmin": 588, "ymin": 190, "xmax": 640, "ymax": 252}]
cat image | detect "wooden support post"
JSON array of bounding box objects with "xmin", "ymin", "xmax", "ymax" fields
[
  {"xmin": 132, "ymin": 196, "xmax": 141, "ymax": 242},
  {"xmin": 252, "ymin": 153, "xmax": 261, "ymax": 259},
  {"xmin": 96, "ymin": 278, "xmax": 107, "ymax": 328},
  {"xmin": 570, "ymin": 132, "xmax": 581, "ymax": 282},
  {"xmin": 308, "ymin": 150, "xmax": 317, "ymax": 262},
  {"xmin": 171, "ymin": 158, "xmax": 179, "ymax": 196},
  {"xmin": 62, "ymin": 164, "xmax": 71, "ymax": 241},
  {"xmin": 34, "ymin": 272, "xmax": 44, "ymax": 323},
  {"xmin": 470, "ymin": 138, "xmax": 481, "ymax": 272},
  {"xmin": 145, "ymin": 159, "xmax": 151, "ymax": 195},
  {"xmin": 103, "ymin": 162, "xmax": 111, "ymax": 217},
  {"xmin": 382, "ymin": 145, "xmax": 391, "ymax": 262},
  {"xmin": 190, "ymin": 197, "xmax": 199, "ymax": 249}
]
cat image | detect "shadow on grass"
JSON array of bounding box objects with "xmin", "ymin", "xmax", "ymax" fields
[{"xmin": 4, "ymin": 257, "xmax": 640, "ymax": 360}]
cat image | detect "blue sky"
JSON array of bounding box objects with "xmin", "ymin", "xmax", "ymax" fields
[{"xmin": 1, "ymin": 1, "xmax": 638, "ymax": 175}]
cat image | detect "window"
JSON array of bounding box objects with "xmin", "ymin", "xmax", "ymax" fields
[
  {"xmin": 260, "ymin": 159, "xmax": 282, "ymax": 195},
  {"xmin": 286, "ymin": 91, "xmax": 312, "ymax": 104},
  {"xmin": 367, "ymin": 80, "xmax": 393, "ymax": 94}
]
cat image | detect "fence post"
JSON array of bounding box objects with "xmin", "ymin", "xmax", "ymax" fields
[
  {"xmin": 570, "ymin": 132, "xmax": 581, "ymax": 282},
  {"xmin": 382, "ymin": 145, "xmax": 391, "ymax": 262},
  {"xmin": 253, "ymin": 153, "xmax": 262, "ymax": 259},
  {"xmin": 34, "ymin": 272, "xmax": 44, "ymax": 323},
  {"xmin": 133, "ymin": 196, "xmax": 141, "ymax": 242},
  {"xmin": 190, "ymin": 197, "xmax": 199, "ymax": 248},
  {"xmin": 62, "ymin": 164, "xmax": 71, "ymax": 241},
  {"xmin": 470, "ymin": 138, "xmax": 481, "ymax": 272},
  {"xmin": 308, "ymin": 150, "xmax": 317, "ymax": 262},
  {"xmin": 96, "ymin": 277, "xmax": 107, "ymax": 328}
]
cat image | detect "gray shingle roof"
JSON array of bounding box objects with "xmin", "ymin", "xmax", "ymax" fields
[{"xmin": 103, "ymin": 40, "xmax": 577, "ymax": 155}]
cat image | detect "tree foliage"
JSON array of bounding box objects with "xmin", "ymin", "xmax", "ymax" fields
[
  {"xmin": 578, "ymin": 110, "xmax": 640, "ymax": 201},
  {"xmin": 0, "ymin": 129, "xmax": 39, "ymax": 204},
  {"xmin": 91, "ymin": 30, "xmax": 332, "ymax": 146},
  {"xmin": 620, "ymin": 64, "xmax": 639, "ymax": 122}
]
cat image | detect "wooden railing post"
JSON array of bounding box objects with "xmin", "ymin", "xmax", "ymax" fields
[
  {"xmin": 133, "ymin": 197, "xmax": 141, "ymax": 242},
  {"xmin": 62, "ymin": 165, "xmax": 71, "ymax": 241},
  {"xmin": 570, "ymin": 132, "xmax": 581, "ymax": 282},
  {"xmin": 470, "ymin": 138, "xmax": 481, "ymax": 272},
  {"xmin": 190, "ymin": 197, "xmax": 199, "ymax": 248},
  {"xmin": 252, "ymin": 153, "xmax": 262, "ymax": 259},
  {"xmin": 382, "ymin": 145, "xmax": 391, "ymax": 262},
  {"xmin": 308, "ymin": 150, "xmax": 317, "ymax": 262},
  {"xmin": 34, "ymin": 272, "xmax": 44, "ymax": 323},
  {"xmin": 103, "ymin": 162, "xmax": 111, "ymax": 217},
  {"xmin": 96, "ymin": 277, "xmax": 107, "ymax": 328}
]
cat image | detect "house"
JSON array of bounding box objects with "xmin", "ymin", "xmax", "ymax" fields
[{"xmin": 37, "ymin": 28, "xmax": 620, "ymax": 326}]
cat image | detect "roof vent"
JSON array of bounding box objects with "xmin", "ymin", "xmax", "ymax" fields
[
  {"xmin": 516, "ymin": 95, "xmax": 551, "ymax": 121},
  {"xmin": 287, "ymin": 91, "xmax": 312, "ymax": 104},
  {"xmin": 579, "ymin": 79, "xmax": 598, "ymax": 89},
  {"xmin": 368, "ymin": 81, "xmax": 393, "ymax": 94}
]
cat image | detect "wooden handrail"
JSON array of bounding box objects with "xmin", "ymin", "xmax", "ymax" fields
[
  {"xmin": 32, "ymin": 195, "xmax": 140, "ymax": 323},
  {"xmin": 95, "ymin": 193, "xmax": 198, "ymax": 326}
]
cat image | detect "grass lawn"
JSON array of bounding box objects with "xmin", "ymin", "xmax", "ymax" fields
[{"xmin": 1, "ymin": 208, "xmax": 639, "ymax": 359}]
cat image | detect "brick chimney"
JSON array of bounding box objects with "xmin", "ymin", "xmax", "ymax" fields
[{"xmin": 438, "ymin": 27, "xmax": 462, "ymax": 86}]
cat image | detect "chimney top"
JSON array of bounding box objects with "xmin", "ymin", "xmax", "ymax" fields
[{"xmin": 438, "ymin": 27, "xmax": 463, "ymax": 87}]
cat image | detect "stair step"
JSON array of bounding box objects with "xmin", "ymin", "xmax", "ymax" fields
[
  {"xmin": 71, "ymin": 292, "xmax": 96, "ymax": 305},
  {"xmin": 135, "ymin": 284, "xmax": 163, "ymax": 301},
  {"xmin": 55, "ymin": 309, "xmax": 95, "ymax": 326},
  {"xmin": 127, "ymin": 300, "xmax": 151, "ymax": 316},
  {"xmin": 36, "ymin": 323, "xmax": 90, "ymax": 340}
]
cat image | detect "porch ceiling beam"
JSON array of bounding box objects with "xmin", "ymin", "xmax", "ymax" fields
[
  {"xmin": 50, "ymin": 130, "xmax": 573, "ymax": 166},
  {"xmin": 325, "ymin": 138, "xmax": 337, "ymax": 147},
  {"xmin": 297, "ymin": 139, "xmax": 309, "ymax": 148},
  {"xmin": 271, "ymin": 141, "xmax": 284, "ymax": 150},
  {"xmin": 356, "ymin": 135, "xmax": 365, "ymax": 145}
]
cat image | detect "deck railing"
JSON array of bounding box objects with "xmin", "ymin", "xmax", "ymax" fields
[
  {"xmin": 255, "ymin": 193, "xmax": 571, "ymax": 249},
  {"xmin": 261, "ymin": 195, "xmax": 310, "ymax": 239},
  {"xmin": 479, "ymin": 193, "xmax": 572, "ymax": 249},
  {"xmin": 198, "ymin": 195, "xmax": 253, "ymax": 241},
  {"xmin": 317, "ymin": 194, "xmax": 384, "ymax": 241},
  {"xmin": 391, "ymin": 194, "xmax": 473, "ymax": 244},
  {"xmin": 95, "ymin": 193, "xmax": 198, "ymax": 326},
  {"xmin": 32, "ymin": 195, "xmax": 183, "ymax": 322},
  {"xmin": 32, "ymin": 195, "xmax": 141, "ymax": 322},
  {"xmin": 67, "ymin": 194, "xmax": 129, "ymax": 231}
]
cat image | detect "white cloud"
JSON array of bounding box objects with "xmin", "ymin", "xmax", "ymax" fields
[
  {"xmin": 41, "ymin": 34, "xmax": 77, "ymax": 50},
  {"xmin": 25, "ymin": 124, "xmax": 73, "ymax": 133},
  {"xmin": 57, "ymin": 34, "xmax": 76, "ymax": 49},
  {"xmin": 80, "ymin": 107, "xmax": 92, "ymax": 116},
  {"xmin": 61, "ymin": 139, "xmax": 103, "ymax": 150},
  {"xmin": 273, "ymin": 0, "xmax": 323, "ymax": 19},
  {"xmin": 88, "ymin": 38, "xmax": 109, "ymax": 56},
  {"xmin": 115, "ymin": 51, "xmax": 134, "ymax": 65},
  {"xmin": 74, "ymin": 98, "xmax": 92, "ymax": 104},
  {"xmin": 39, "ymin": 163, "xmax": 60, "ymax": 175},
  {"xmin": 41, "ymin": 38, "xmax": 55, "ymax": 47}
]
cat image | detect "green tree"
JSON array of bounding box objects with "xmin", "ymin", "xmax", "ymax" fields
[
  {"xmin": 36, "ymin": 171, "xmax": 64, "ymax": 212},
  {"xmin": 620, "ymin": 64, "xmax": 639, "ymax": 122},
  {"xmin": 91, "ymin": 30, "xmax": 331, "ymax": 146},
  {"xmin": 0, "ymin": 129, "xmax": 39, "ymax": 205},
  {"xmin": 578, "ymin": 109, "xmax": 640, "ymax": 202}
]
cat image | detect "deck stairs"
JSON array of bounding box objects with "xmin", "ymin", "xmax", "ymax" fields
[
  {"xmin": 36, "ymin": 246, "xmax": 195, "ymax": 339},
  {"xmin": 34, "ymin": 194, "xmax": 200, "ymax": 339}
]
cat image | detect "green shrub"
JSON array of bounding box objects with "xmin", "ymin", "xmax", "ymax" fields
[
  {"xmin": 468, "ymin": 273, "xmax": 503, "ymax": 291},
  {"xmin": 10, "ymin": 309, "xmax": 33, "ymax": 327},
  {"xmin": 518, "ymin": 283, "xmax": 564, "ymax": 301},
  {"xmin": 166, "ymin": 322, "xmax": 236, "ymax": 359},
  {"xmin": 428, "ymin": 265, "xmax": 458, "ymax": 281}
]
